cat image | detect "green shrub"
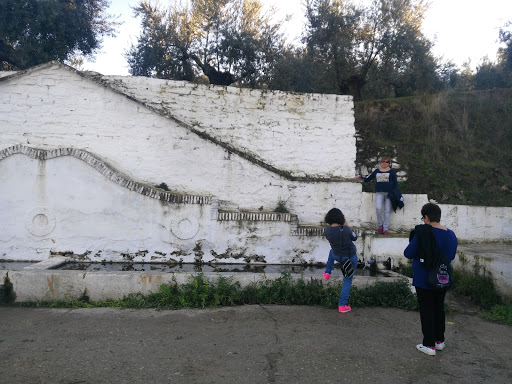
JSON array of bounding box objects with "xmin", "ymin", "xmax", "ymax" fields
[
  {"xmin": 0, "ymin": 274, "xmax": 16, "ymax": 304},
  {"xmin": 354, "ymin": 90, "xmax": 512, "ymax": 206},
  {"xmin": 19, "ymin": 273, "xmax": 418, "ymax": 311},
  {"xmin": 395, "ymin": 261, "xmax": 413, "ymax": 278},
  {"xmin": 481, "ymin": 303, "xmax": 512, "ymax": 326},
  {"xmin": 452, "ymin": 269, "xmax": 502, "ymax": 310},
  {"xmin": 350, "ymin": 280, "xmax": 418, "ymax": 310},
  {"xmin": 17, "ymin": 269, "xmax": 509, "ymax": 328}
]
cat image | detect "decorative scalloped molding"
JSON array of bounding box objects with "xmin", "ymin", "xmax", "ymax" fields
[
  {"xmin": 217, "ymin": 211, "xmax": 296, "ymax": 222},
  {"xmin": 1, "ymin": 145, "xmax": 328, "ymax": 235},
  {"xmin": 0, "ymin": 145, "xmax": 211, "ymax": 205},
  {"xmin": 292, "ymin": 227, "xmax": 325, "ymax": 237},
  {"xmin": 217, "ymin": 211, "xmax": 324, "ymax": 237}
]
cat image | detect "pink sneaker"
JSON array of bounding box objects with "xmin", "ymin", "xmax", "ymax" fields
[
  {"xmin": 383, "ymin": 231, "xmax": 389, "ymax": 235},
  {"xmin": 338, "ymin": 305, "xmax": 351, "ymax": 313},
  {"xmin": 377, "ymin": 226, "xmax": 383, "ymax": 234},
  {"xmin": 323, "ymin": 273, "xmax": 330, "ymax": 280}
]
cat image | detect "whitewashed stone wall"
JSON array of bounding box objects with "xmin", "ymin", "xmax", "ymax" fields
[
  {"xmin": 0, "ymin": 62, "xmax": 511, "ymax": 267},
  {"xmin": 360, "ymin": 192, "xmax": 512, "ymax": 242},
  {"xmin": 0, "ymin": 151, "xmax": 334, "ymax": 263},
  {"xmin": 99, "ymin": 75, "xmax": 356, "ymax": 179},
  {"xmin": 0, "ymin": 63, "xmax": 359, "ymax": 226}
]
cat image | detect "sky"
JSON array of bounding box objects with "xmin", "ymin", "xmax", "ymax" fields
[{"xmin": 82, "ymin": 0, "xmax": 512, "ymax": 75}]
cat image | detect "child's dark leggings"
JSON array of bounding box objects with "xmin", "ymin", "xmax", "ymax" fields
[{"xmin": 415, "ymin": 286, "xmax": 447, "ymax": 347}]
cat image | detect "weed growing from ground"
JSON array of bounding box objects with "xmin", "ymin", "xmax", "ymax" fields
[
  {"xmin": 394, "ymin": 264, "xmax": 503, "ymax": 310},
  {"xmin": 481, "ymin": 303, "xmax": 512, "ymax": 326},
  {"xmin": 0, "ymin": 274, "xmax": 16, "ymax": 304},
  {"xmin": 451, "ymin": 269, "xmax": 502, "ymax": 310},
  {"xmin": 350, "ymin": 280, "xmax": 418, "ymax": 310}
]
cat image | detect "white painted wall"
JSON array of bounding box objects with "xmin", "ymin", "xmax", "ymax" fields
[
  {"xmin": 0, "ymin": 62, "xmax": 511, "ymax": 268},
  {"xmin": 101, "ymin": 75, "xmax": 356, "ymax": 179},
  {"xmin": 0, "ymin": 63, "xmax": 359, "ymax": 226},
  {"xmin": 360, "ymin": 192, "xmax": 512, "ymax": 242},
  {"xmin": 0, "ymin": 151, "xmax": 334, "ymax": 264}
]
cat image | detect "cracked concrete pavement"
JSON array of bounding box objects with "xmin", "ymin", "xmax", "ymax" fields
[{"xmin": 0, "ymin": 298, "xmax": 511, "ymax": 384}]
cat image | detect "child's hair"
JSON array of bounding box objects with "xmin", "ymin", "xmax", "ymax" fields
[
  {"xmin": 325, "ymin": 208, "xmax": 345, "ymax": 225},
  {"xmin": 421, "ymin": 203, "xmax": 442, "ymax": 223}
]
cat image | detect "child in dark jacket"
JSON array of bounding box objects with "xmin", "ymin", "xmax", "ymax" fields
[
  {"xmin": 404, "ymin": 203, "xmax": 457, "ymax": 356},
  {"xmin": 323, "ymin": 208, "xmax": 358, "ymax": 313}
]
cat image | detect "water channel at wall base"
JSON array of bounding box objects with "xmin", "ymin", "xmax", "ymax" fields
[{"xmin": 1, "ymin": 260, "xmax": 381, "ymax": 277}]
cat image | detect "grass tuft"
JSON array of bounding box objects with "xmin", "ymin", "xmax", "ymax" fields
[
  {"xmin": 0, "ymin": 274, "xmax": 16, "ymax": 304},
  {"xmin": 452, "ymin": 269, "xmax": 502, "ymax": 310},
  {"xmin": 481, "ymin": 303, "xmax": 512, "ymax": 326}
]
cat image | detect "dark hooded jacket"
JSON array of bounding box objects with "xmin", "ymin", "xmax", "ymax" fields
[
  {"xmin": 409, "ymin": 224, "xmax": 437, "ymax": 268},
  {"xmin": 388, "ymin": 186, "xmax": 404, "ymax": 212}
]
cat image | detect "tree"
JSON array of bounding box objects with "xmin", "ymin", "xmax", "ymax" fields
[
  {"xmin": 268, "ymin": 47, "xmax": 316, "ymax": 92},
  {"xmin": 463, "ymin": 21, "xmax": 512, "ymax": 91},
  {"xmin": 498, "ymin": 21, "xmax": 512, "ymax": 86},
  {"xmin": 435, "ymin": 60, "xmax": 459, "ymax": 91},
  {"xmin": 303, "ymin": 0, "xmax": 437, "ymax": 100},
  {"xmin": 0, "ymin": 0, "xmax": 119, "ymax": 70},
  {"xmin": 126, "ymin": 0, "xmax": 286, "ymax": 86},
  {"xmin": 303, "ymin": 0, "xmax": 361, "ymax": 95},
  {"xmin": 474, "ymin": 57, "xmax": 506, "ymax": 90}
]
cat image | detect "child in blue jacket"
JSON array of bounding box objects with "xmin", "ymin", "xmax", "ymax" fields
[
  {"xmin": 323, "ymin": 208, "xmax": 358, "ymax": 313},
  {"xmin": 404, "ymin": 203, "xmax": 457, "ymax": 356}
]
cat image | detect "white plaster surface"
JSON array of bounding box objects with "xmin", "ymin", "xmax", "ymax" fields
[
  {"xmin": 0, "ymin": 63, "xmax": 358, "ymax": 225},
  {"xmin": 0, "ymin": 152, "xmax": 336, "ymax": 264},
  {"xmin": 0, "ymin": 62, "xmax": 511, "ymax": 272},
  {"xmin": 102, "ymin": 75, "xmax": 356, "ymax": 179}
]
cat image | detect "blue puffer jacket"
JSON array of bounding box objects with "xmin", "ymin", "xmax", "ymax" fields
[{"xmin": 404, "ymin": 227, "xmax": 458, "ymax": 289}]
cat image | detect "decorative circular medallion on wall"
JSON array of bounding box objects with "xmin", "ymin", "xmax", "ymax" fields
[
  {"xmin": 25, "ymin": 208, "xmax": 56, "ymax": 237},
  {"xmin": 170, "ymin": 216, "xmax": 200, "ymax": 240}
]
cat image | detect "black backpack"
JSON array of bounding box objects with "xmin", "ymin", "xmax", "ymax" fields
[
  {"xmin": 338, "ymin": 226, "xmax": 355, "ymax": 278},
  {"xmin": 426, "ymin": 233, "xmax": 452, "ymax": 290}
]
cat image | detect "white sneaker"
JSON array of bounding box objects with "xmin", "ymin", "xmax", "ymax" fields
[
  {"xmin": 435, "ymin": 341, "xmax": 446, "ymax": 351},
  {"xmin": 416, "ymin": 344, "xmax": 436, "ymax": 356}
]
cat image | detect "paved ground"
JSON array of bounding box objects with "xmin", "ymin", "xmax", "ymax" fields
[{"xmin": 0, "ymin": 295, "xmax": 511, "ymax": 384}]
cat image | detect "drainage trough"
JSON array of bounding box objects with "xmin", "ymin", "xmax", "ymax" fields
[{"xmin": 0, "ymin": 257, "xmax": 407, "ymax": 302}]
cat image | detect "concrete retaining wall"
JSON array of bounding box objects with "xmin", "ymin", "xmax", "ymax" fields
[{"xmin": 0, "ymin": 267, "xmax": 404, "ymax": 302}]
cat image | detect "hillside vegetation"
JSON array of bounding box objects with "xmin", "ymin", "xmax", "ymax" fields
[{"xmin": 354, "ymin": 89, "xmax": 512, "ymax": 206}]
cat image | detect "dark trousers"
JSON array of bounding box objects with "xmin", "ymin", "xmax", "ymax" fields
[{"xmin": 415, "ymin": 287, "xmax": 447, "ymax": 347}]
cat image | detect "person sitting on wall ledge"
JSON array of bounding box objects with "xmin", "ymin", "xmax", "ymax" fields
[{"xmin": 355, "ymin": 156, "xmax": 398, "ymax": 235}]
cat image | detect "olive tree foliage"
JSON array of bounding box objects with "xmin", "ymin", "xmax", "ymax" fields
[
  {"xmin": 499, "ymin": 22, "xmax": 512, "ymax": 72},
  {"xmin": 302, "ymin": 0, "xmax": 437, "ymax": 100},
  {"xmin": 0, "ymin": 0, "xmax": 119, "ymax": 70},
  {"xmin": 126, "ymin": 0, "xmax": 286, "ymax": 86},
  {"xmin": 471, "ymin": 21, "xmax": 512, "ymax": 90},
  {"xmin": 497, "ymin": 21, "xmax": 512, "ymax": 86}
]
